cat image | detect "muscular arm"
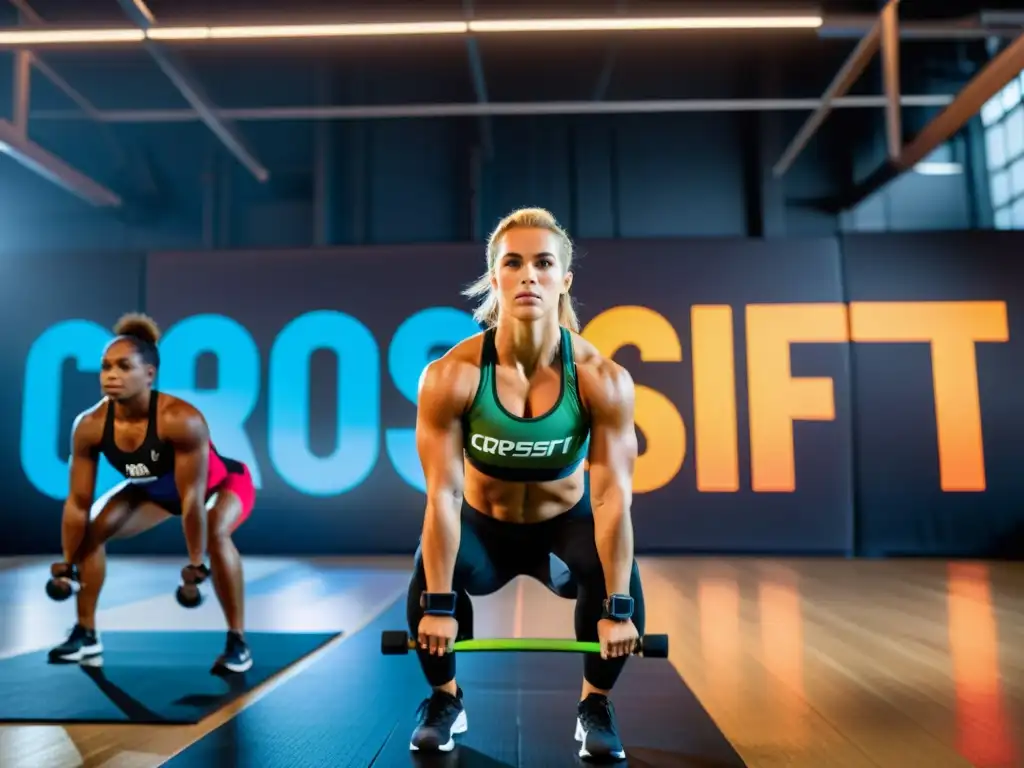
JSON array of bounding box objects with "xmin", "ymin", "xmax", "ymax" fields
[
  {"xmin": 585, "ymin": 361, "xmax": 639, "ymax": 598},
  {"xmin": 416, "ymin": 359, "xmax": 468, "ymax": 594},
  {"xmin": 166, "ymin": 407, "xmax": 211, "ymax": 566},
  {"xmin": 63, "ymin": 413, "xmax": 100, "ymax": 563}
]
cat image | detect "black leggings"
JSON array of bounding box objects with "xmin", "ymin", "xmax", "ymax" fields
[{"xmin": 406, "ymin": 491, "xmax": 646, "ymax": 692}]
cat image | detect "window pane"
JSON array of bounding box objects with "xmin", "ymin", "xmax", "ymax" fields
[
  {"xmin": 995, "ymin": 206, "xmax": 1012, "ymax": 230},
  {"xmin": 991, "ymin": 170, "xmax": 1011, "ymax": 207},
  {"xmin": 1003, "ymin": 78, "xmax": 1022, "ymax": 111},
  {"xmin": 1011, "ymin": 157, "xmax": 1024, "ymax": 196},
  {"xmin": 1006, "ymin": 106, "xmax": 1024, "ymax": 161},
  {"xmin": 1012, "ymin": 196, "xmax": 1024, "ymax": 228},
  {"xmin": 982, "ymin": 94, "xmax": 1005, "ymax": 126},
  {"xmin": 986, "ymin": 124, "xmax": 1007, "ymax": 170}
]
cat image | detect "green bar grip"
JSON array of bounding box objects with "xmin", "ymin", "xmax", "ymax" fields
[
  {"xmin": 381, "ymin": 630, "xmax": 669, "ymax": 658},
  {"xmin": 452, "ymin": 638, "xmax": 599, "ymax": 653}
]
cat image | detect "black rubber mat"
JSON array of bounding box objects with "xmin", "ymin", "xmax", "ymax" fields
[
  {"xmin": 497, "ymin": 656, "xmax": 743, "ymax": 766},
  {"xmin": 379, "ymin": 649, "xmax": 746, "ymax": 767},
  {"xmin": 0, "ymin": 631, "xmax": 339, "ymax": 724},
  {"xmin": 165, "ymin": 599, "xmax": 746, "ymax": 767}
]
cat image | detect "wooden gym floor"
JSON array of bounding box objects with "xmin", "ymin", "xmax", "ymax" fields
[{"xmin": 0, "ymin": 555, "xmax": 1021, "ymax": 767}]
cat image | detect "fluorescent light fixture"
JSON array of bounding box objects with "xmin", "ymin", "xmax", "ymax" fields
[
  {"xmin": 144, "ymin": 26, "xmax": 211, "ymax": 40},
  {"xmin": 0, "ymin": 28, "xmax": 144, "ymax": 45},
  {"xmin": 468, "ymin": 16, "xmax": 823, "ymax": 32},
  {"xmin": 913, "ymin": 161, "xmax": 963, "ymax": 175},
  {"xmin": 150, "ymin": 21, "xmax": 469, "ymax": 40},
  {"xmin": 0, "ymin": 15, "xmax": 822, "ymax": 47}
]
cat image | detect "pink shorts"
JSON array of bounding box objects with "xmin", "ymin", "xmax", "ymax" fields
[{"xmin": 216, "ymin": 463, "xmax": 256, "ymax": 531}]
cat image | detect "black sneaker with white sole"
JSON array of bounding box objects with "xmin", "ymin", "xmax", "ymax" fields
[
  {"xmin": 409, "ymin": 687, "xmax": 468, "ymax": 752},
  {"xmin": 211, "ymin": 631, "xmax": 253, "ymax": 674},
  {"xmin": 575, "ymin": 693, "xmax": 627, "ymax": 761},
  {"xmin": 48, "ymin": 624, "xmax": 103, "ymax": 664}
]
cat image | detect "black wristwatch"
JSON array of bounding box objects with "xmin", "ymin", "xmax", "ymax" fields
[
  {"xmin": 420, "ymin": 591, "xmax": 458, "ymax": 616},
  {"xmin": 601, "ymin": 594, "xmax": 634, "ymax": 622}
]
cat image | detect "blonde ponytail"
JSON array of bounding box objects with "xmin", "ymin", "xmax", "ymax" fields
[
  {"xmin": 557, "ymin": 293, "xmax": 580, "ymax": 333},
  {"xmin": 464, "ymin": 271, "xmax": 500, "ymax": 328}
]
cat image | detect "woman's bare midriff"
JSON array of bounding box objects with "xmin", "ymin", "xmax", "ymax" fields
[{"xmin": 462, "ymin": 460, "xmax": 586, "ymax": 524}]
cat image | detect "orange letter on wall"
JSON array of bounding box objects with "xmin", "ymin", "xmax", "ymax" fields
[
  {"xmin": 746, "ymin": 303, "xmax": 849, "ymax": 492},
  {"xmin": 849, "ymin": 301, "xmax": 1009, "ymax": 492},
  {"xmin": 692, "ymin": 305, "xmax": 739, "ymax": 492},
  {"xmin": 582, "ymin": 307, "xmax": 685, "ymax": 493}
]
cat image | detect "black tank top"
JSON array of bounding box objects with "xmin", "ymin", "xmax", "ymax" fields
[{"xmin": 100, "ymin": 390, "xmax": 177, "ymax": 482}]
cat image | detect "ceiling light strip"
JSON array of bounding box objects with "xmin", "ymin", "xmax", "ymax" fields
[{"xmin": 0, "ymin": 16, "xmax": 823, "ymax": 46}]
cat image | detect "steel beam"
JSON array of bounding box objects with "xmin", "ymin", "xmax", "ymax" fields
[
  {"xmin": 12, "ymin": 50, "xmax": 29, "ymax": 133},
  {"xmin": 8, "ymin": 1, "xmax": 104, "ymax": 119},
  {"xmin": 818, "ymin": 13, "xmax": 1022, "ymax": 40},
  {"xmin": 898, "ymin": 36, "xmax": 1024, "ymax": 169},
  {"xmin": 27, "ymin": 94, "xmax": 954, "ymax": 123},
  {"xmin": 0, "ymin": 119, "xmax": 121, "ymax": 205},
  {"xmin": 591, "ymin": 47, "xmax": 618, "ymax": 100},
  {"xmin": 978, "ymin": 11, "xmax": 1024, "ymax": 27},
  {"xmin": 772, "ymin": 10, "xmax": 885, "ymax": 177},
  {"xmin": 10, "ymin": 0, "xmax": 134, "ymax": 177},
  {"xmin": 592, "ymin": 0, "xmax": 628, "ymax": 100},
  {"xmin": 880, "ymin": 1, "xmax": 901, "ymax": 160},
  {"xmin": 462, "ymin": 0, "xmax": 493, "ymax": 159},
  {"xmin": 2, "ymin": 2, "xmax": 121, "ymax": 207},
  {"xmin": 115, "ymin": 0, "xmax": 269, "ymax": 182},
  {"xmin": 312, "ymin": 67, "xmax": 334, "ymax": 247},
  {"xmin": 834, "ymin": 32, "xmax": 1024, "ymax": 211}
]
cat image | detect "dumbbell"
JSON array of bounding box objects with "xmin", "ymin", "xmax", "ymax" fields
[
  {"xmin": 176, "ymin": 563, "xmax": 211, "ymax": 608},
  {"xmin": 380, "ymin": 630, "xmax": 669, "ymax": 658},
  {"xmin": 45, "ymin": 562, "xmax": 81, "ymax": 602}
]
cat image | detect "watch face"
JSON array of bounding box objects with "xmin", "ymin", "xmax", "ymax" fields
[
  {"xmin": 423, "ymin": 592, "xmax": 457, "ymax": 614},
  {"xmin": 605, "ymin": 596, "xmax": 632, "ymax": 619}
]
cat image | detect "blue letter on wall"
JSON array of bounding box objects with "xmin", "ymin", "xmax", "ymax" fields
[
  {"xmin": 159, "ymin": 315, "xmax": 263, "ymax": 486},
  {"xmin": 268, "ymin": 310, "xmax": 380, "ymax": 496},
  {"xmin": 21, "ymin": 320, "xmax": 122, "ymax": 500},
  {"xmin": 385, "ymin": 307, "xmax": 479, "ymax": 492}
]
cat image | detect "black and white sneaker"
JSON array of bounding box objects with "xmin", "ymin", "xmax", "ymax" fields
[
  {"xmin": 410, "ymin": 687, "xmax": 468, "ymax": 752},
  {"xmin": 212, "ymin": 631, "xmax": 253, "ymax": 674},
  {"xmin": 575, "ymin": 693, "xmax": 626, "ymax": 761},
  {"xmin": 48, "ymin": 624, "xmax": 103, "ymax": 664}
]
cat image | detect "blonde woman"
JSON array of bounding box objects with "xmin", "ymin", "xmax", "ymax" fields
[{"xmin": 407, "ymin": 207, "xmax": 645, "ymax": 761}]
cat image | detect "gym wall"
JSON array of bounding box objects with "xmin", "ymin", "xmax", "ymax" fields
[{"xmin": 3, "ymin": 231, "xmax": 1021, "ymax": 559}]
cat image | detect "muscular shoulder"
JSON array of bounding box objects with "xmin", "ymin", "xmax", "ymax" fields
[
  {"xmin": 569, "ymin": 333, "xmax": 635, "ymax": 420},
  {"xmin": 417, "ymin": 333, "xmax": 484, "ymax": 415},
  {"xmin": 71, "ymin": 400, "xmax": 109, "ymax": 447},
  {"xmin": 157, "ymin": 395, "xmax": 209, "ymax": 446}
]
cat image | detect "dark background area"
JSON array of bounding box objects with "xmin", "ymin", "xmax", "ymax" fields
[
  {"xmin": 0, "ymin": 0, "xmax": 1022, "ymax": 559},
  {"xmin": 0, "ymin": 0, "xmax": 1006, "ymax": 250}
]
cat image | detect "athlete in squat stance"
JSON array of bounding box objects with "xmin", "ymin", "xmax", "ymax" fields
[
  {"xmin": 407, "ymin": 207, "xmax": 645, "ymax": 761},
  {"xmin": 48, "ymin": 313, "xmax": 256, "ymax": 674}
]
